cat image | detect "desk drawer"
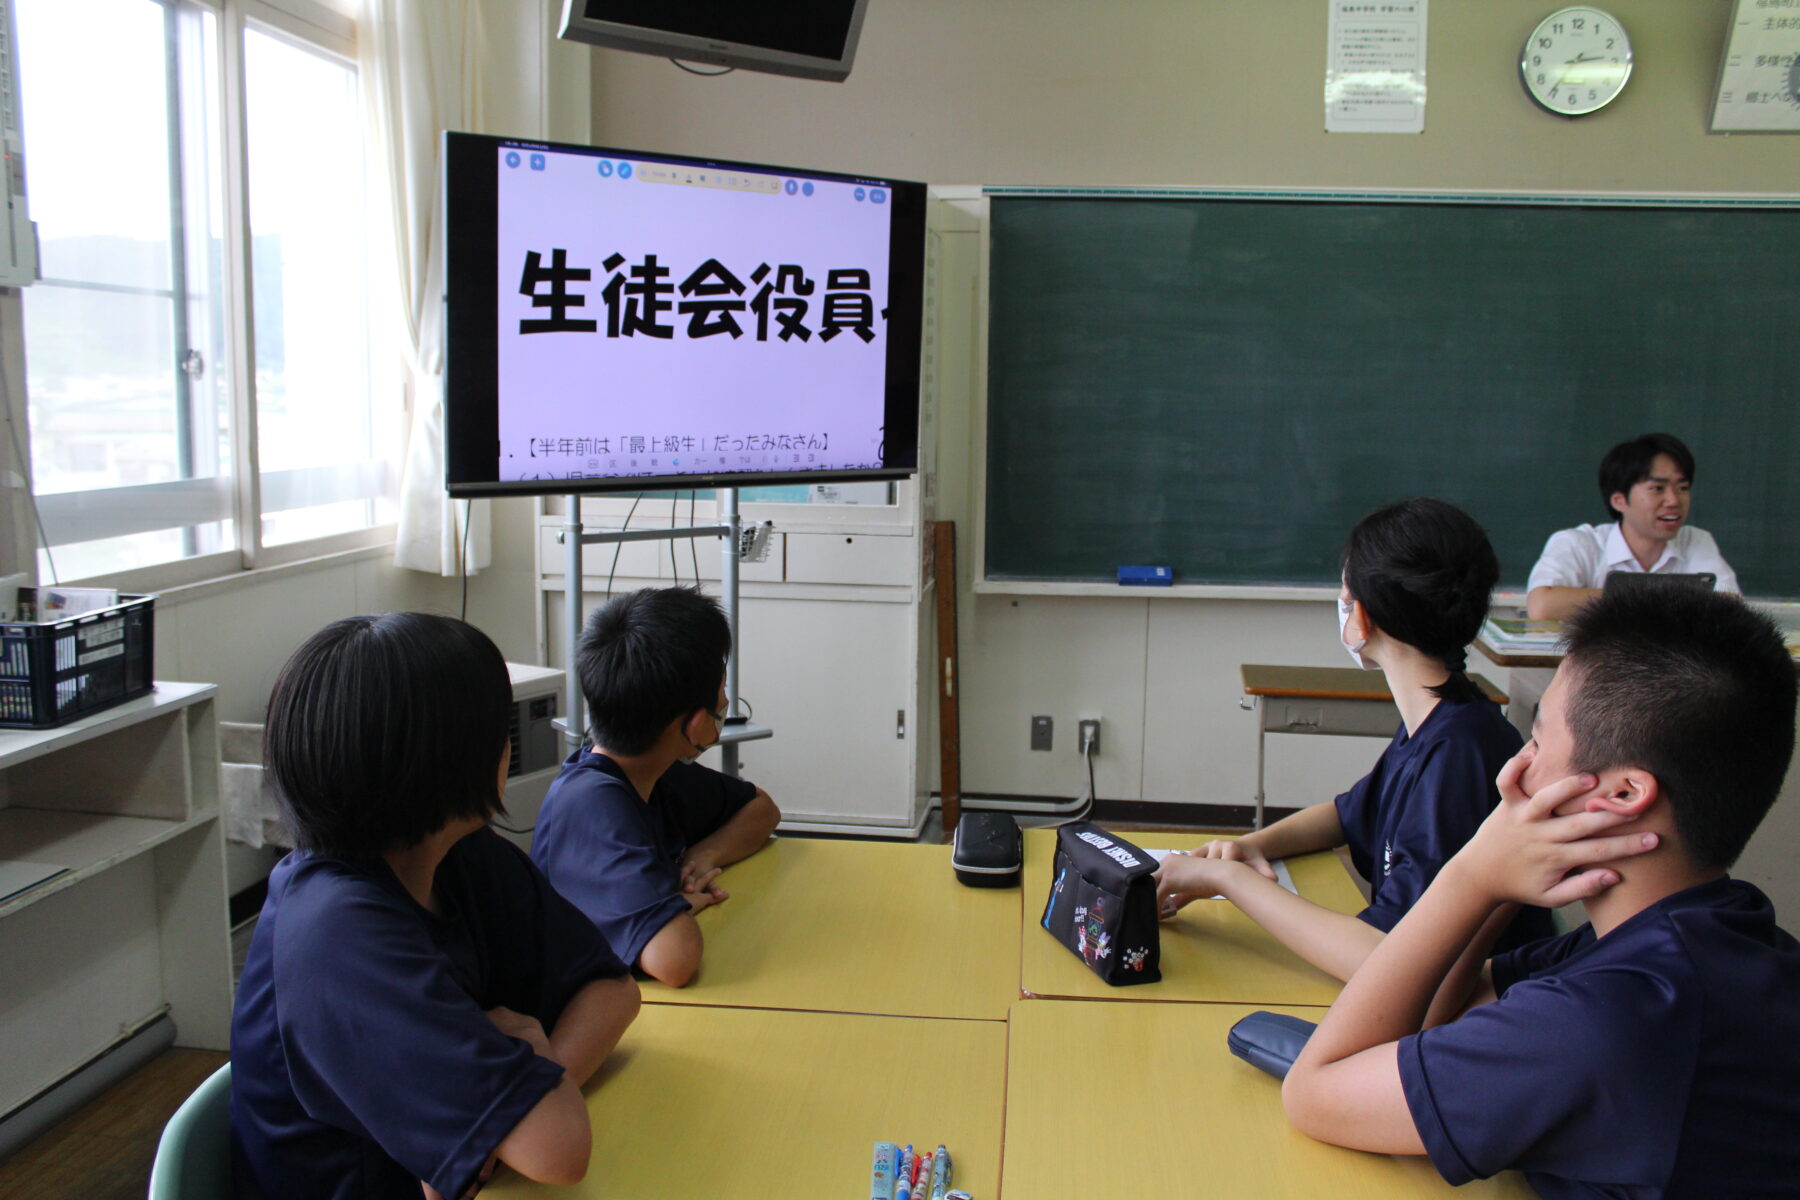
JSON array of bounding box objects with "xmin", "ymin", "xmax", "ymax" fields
[{"xmin": 1260, "ymin": 696, "xmax": 1399, "ymax": 738}]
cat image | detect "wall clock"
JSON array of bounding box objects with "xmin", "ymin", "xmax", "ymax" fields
[{"xmin": 1521, "ymin": 7, "xmax": 1633, "ymax": 115}]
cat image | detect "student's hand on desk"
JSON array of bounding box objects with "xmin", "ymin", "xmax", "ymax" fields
[
  {"xmin": 419, "ymin": 1152, "xmax": 496, "ymax": 1200},
  {"xmin": 678, "ymin": 854, "xmax": 722, "ymax": 895},
  {"xmin": 485, "ymin": 1006, "xmax": 553, "ymax": 1059},
  {"xmin": 684, "ymin": 882, "xmax": 729, "ymax": 912},
  {"xmin": 1153, "ymin": 852, "xmax": 1235, "ymax": 919},
  {"xmin": 1191, "ymin": 838, "xmax": 1279, "ymax": 882},
  {"xmin": 1449, "ymin": 745, "xmax": 1659, "ymax": 910}
]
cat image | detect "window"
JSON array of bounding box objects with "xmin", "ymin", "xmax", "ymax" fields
[{"xmin": 14, "ymin": 0, "xmax": 394, "ymax": 586}]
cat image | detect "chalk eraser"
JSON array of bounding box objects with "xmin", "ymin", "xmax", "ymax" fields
[{"xmin": 1117, "ymin": 565, "xmax": 1173, "ymax": 587}]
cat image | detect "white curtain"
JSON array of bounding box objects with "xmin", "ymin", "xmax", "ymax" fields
[{"xmin": 363, "ymin": 0, "xmax": 491, "ymax": 575}]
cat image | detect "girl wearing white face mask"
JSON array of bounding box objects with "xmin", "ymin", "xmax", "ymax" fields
[{"xmin": 1155, "ymin": 498, "xmax": 1555, "ymax": 982}]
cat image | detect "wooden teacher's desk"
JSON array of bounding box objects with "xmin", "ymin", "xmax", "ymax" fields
[
  {"xmin": 481, "ymin": 1004, "xmax": 1007, "ymax": 1200},
  {"xmin": 1002, "ymin": 999, "xmax": 1536, "ymax": 1199},
  {"xmin": 639, "ymin": 835, "xmax": 1022, "ymax": 1020},
  {"xmin": 1019, "ymin": 830, "xmax": 1365, "ymax": 1008}
]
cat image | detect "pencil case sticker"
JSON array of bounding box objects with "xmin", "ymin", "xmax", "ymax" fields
[{"xmin": 1039, "ymin": 821, "xmax": 1162, "ymax": 986}]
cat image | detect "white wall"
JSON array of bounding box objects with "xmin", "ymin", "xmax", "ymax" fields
[{"xmin": 583, "ymin": 0, "xmax": 1800, "ymax": 815}]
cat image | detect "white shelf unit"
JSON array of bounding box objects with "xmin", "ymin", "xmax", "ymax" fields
[
  {"xmin": 0, "ymin": 682, "xmax": 231, "ymax": 1119},
  {"xmin": 534, "ymin": 496, "xmax": 936, "ymax": 835}
]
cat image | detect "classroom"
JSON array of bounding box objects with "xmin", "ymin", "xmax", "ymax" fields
[{"xmin": 2, "ymin": 1, "xmax": 1798, "ymax": 1197}]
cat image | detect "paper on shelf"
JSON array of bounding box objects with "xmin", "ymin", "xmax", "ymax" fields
[{"xmin": 0, "ymin": 860, "xmax": 71, "ymax": 905}]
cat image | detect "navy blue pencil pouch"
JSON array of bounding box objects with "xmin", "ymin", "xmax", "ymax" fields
[{"xmin": 1226, "ymin": 1011, "xmax": 1318, "ymax": 1080}]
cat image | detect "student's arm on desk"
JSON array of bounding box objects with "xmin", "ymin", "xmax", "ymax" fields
[
  {"xmin": 1281, "ymin": 753, "xmax": 1653, "ymax": 1154},
  {"xmin": 433, "ymin": 993, "xmax": 640, "ymax": 1197},
  {"xmin": 1527, "ymin": 586, "xmax": 1600, "ymax": 621},
  {"xmin": 637, "ymin": 895, "xmax": 721, "ymax": 988},
  {"xmin": 1155, "ymin": 858, "xmax": 1380, "ymax": 982},
  {"xmin": 547, "ymin": 975, "xmax": 641, "ymax": 1086},
  {"xmin": 1190, "ymin": 800, "xmax": 1343, "ymax": 882},
  {"xmin": 679, "ymin": 788, "xmax": 780, "ymax": 896}
]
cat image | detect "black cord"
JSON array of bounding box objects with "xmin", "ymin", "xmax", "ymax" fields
[
  {"xmin": 1084, "ymin": 744, "xmax": 1097, "ymax": 818},
  {"xmin": 670, "ymin": 58, "xmax": 734, "ymax": 76},
  {"xmin": 459, "ymin": 499, "xmax": 472, "ymax": 621},
  {"xmin": 669, "ymin": 490, "xmax": 679, "ymax": 583},
  {"xmin": 606, "ymin": 495, "xmax": 643, "ymax": 599},
  {"xmin": 690, "ymin": 490, "xmax": 701, "ymax": 582}
]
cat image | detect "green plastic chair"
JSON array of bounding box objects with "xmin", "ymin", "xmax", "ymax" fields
[{"xmin": 148, "ymin": 1063, "xmax": 232, "ymax": 1200}]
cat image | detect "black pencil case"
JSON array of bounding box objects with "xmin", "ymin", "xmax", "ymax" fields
[
  {"xmin": 1226, "ymin": 1011, "xmax": 1318, "ymax": 1080},
  {"xmin": 952, "ymin": 812, "xmax": 1022, "ymax": 887},
  {"xmin": 1039, "ymin": 821, "xmax": 1162, "ymax": 985}
]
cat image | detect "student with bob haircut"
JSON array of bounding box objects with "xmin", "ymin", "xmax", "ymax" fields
[
  {"xmin": 1527, "ymin": 432, "xmax": 1739, "ymax": 621},
  {"xmin": 1156, "ymin": 498, "xmax": 1553, "ymax": 980},
  {"xmin": 533, "ymin": 586, "xmax": 781, "ymax": 988},
  {"xmin": 231, "ymin": 613, "xmax": 640, "ymax": 1200},
  {"xmin": 1283, "ymin": 587, "xmax": 1800, "ymax": 1196}
]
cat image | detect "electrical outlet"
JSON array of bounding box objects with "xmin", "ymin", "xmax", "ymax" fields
[
  {"xmin": 1030, "ymin": 714, "xmax": 1053, "ymax": 751},
  {"xmin": 1078, "ymin": 718, "xmax": 1101, "ymax": 756}
]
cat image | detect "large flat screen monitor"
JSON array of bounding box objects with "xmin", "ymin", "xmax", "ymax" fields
[
  {"xmin": 443, "ymin": 132, "xmax": 925, "ymax": 498},
  {"xmin": 557, "ymin": 0, "xmax": 869, "ymax": 82}
]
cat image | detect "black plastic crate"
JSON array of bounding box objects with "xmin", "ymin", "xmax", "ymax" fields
[{"xmin": 0, "ymin": 594, "xmax": 156, "ymax": 730}]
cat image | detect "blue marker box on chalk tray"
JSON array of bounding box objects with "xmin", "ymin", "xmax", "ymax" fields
[{"xmin": 1118, "ymin": 565, "xmax": 1172, "ymax": 587}]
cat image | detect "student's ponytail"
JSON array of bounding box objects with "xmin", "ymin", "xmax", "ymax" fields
[{"xmin": 1341, "ymin": 498, "xmax": 1498, "ymax": 705}]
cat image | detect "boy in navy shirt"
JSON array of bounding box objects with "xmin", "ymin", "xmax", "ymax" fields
[
  {"xmin": 1283, "ymin": 588, "xmax": 1800, "ymax": 1198},
  {"xmin": 533, "ymin": 587, "xmax": 781, "ymax": 987},
  {"xmin": 231, "ymin": 614, "xmax": 641, "ymax": 1200}
]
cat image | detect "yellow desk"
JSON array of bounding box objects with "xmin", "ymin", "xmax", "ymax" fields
[
  {"xmin": 1001, "ymin": 1000, "xmax": 1535, "ymax": 1199},
  {"xmin": 640, "ymin": 836, "xmax": 1023, "ymax": 1020},
  {"xmin": 1019, "ymin": 831, "xmax": 1364, "ymax": 1006},
  {"xmin": 483, "ymin": 1005, "xmax": 1005, "ymax": 1200}
]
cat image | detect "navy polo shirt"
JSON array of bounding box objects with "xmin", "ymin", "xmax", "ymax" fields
[
  {"xmin": 1334, "ymin": 693, "xmax": 1553, "ymax": 953},
  {"xmin": 1400, "ymin": 878, "xmax": 1800, "ymax": 1198},
  {"xmin": 531, "ymin": 750, "xmax": 758, "ymax": 967},
  {"xmin": 230, "ymin": 827, "xmax": 628, "ymax": 1200}
]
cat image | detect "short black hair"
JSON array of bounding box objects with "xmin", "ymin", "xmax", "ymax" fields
[
  {"xmin": 264, "ymin": 613, "xmax": 512, "ymax": 859},
  {"xmin": 1342, "ymin": 497, "xmax": 1499, "ymax": 705},
  {"xmin": 578, "ymin": 587, "xmax": 731, "ymax": 756},
  {"xmin": 1562, "ymin": 589, "xmax": 1796, "ymax": 870},
  {"xmin": 1598, "ymin": 433, "xmax": 1695, "ymax": 522}
]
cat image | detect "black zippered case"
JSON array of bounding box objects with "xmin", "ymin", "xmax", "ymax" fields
[{"xmin": 952, "ymin": 811, "xmax": 1022, "ymax": 887}]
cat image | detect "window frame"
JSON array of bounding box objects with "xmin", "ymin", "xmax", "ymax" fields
[{"xmin": 16, "ymin": 0, "xmax": 399, "ymax": 591}]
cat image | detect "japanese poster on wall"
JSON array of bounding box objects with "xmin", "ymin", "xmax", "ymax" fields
[
  {"xmin": 1325, "ymin": 0, "xmax": 1428, "ymax": 133},
  {"xmin": 1711, "ymin": 0, "xmax": 1800, "ymax": 132}
]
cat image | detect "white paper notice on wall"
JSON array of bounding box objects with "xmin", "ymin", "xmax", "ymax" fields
[
  {"xmin": 1710, "ymin": 0, "xmax": 1800, "ymax": 133},
  {"xmin": 1325, "ymin": 0, "xmax": 1428, "ymax": 134}
]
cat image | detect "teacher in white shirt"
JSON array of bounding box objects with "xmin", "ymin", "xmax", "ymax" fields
[{"xmin": 1527, "ymin": 433, "xmax": 1739, "ymax": 621}]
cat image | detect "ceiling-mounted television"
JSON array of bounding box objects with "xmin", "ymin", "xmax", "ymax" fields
[
  {"xmin": 557, "ymin": 0, "xmax": 868, "ymax": 82},
  {"xmin": 442, "ymin": 132, "xmax": 925, "ymax": 498}
]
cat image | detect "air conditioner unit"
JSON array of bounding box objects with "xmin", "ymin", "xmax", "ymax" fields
[{"xmin": 498, "ymin": 662, "xmax": 567, "ymax": 852}]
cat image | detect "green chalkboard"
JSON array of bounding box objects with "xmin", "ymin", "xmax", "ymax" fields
[{"xmin": 985, "ymin": 195, "xmax": 1800, "ymax": 594}]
